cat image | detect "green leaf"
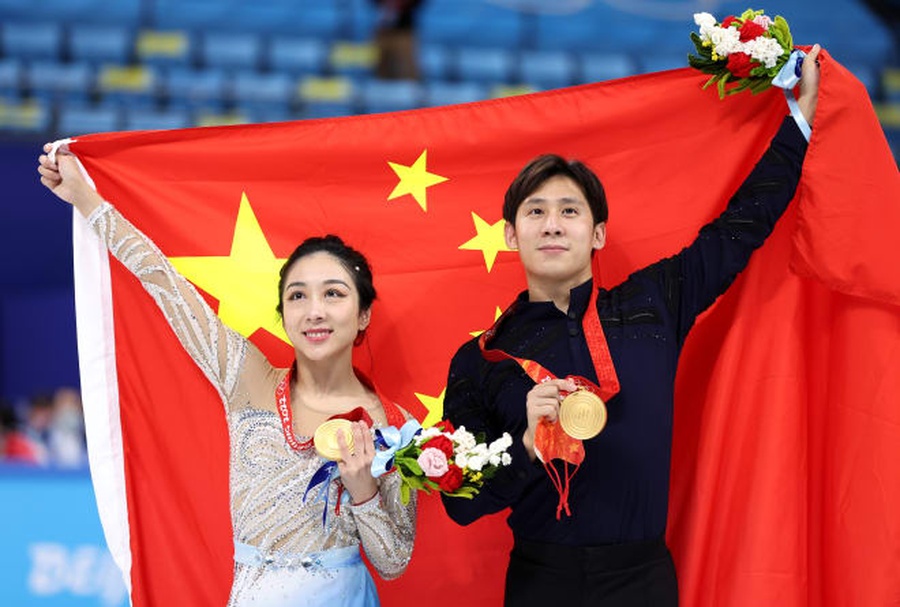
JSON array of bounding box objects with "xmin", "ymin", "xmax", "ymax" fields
[
  {"xmin": 451, "ymin": 486, "xmax": 480, "ymax": 497},
  {"xmin": 749, "ymin": 78, "xmax": 772, "ymax": 94},
  {"xmin": 717, "ymin": 76, "xmax": 727, "ymax": 99},
  {"xmin": 689, "ymin": 32, "xmax": 708, "ymax": 55},
  {"xmin": 774, "ymin": 16, "xmax": 793, "ymax": 49},
  {"xmin": 740, "ymin": 8, "xmax": 762, "ymax": 21},
  {"xmin": 396, "ymin": 457, "xmax": 423, "ymax": 477},
  {"xmin": 688, "ymin": 55, "xmax": 719, "ymax": 71},
  {"xmin": 443, "ymin": 492, "xmax": 475, "ymax": 500},
  {"xmin": 400, "ymin": 481, "xmax": 410, "ymax": 505}
]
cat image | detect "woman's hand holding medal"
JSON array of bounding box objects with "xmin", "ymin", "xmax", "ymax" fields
[{"xmin": 335, "ymin": 421, "xmax": 379, "ymax": 505}]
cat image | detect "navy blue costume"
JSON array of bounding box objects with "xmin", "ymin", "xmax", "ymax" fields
[{"xmin": 441, "ymin": 116, "xmax": 808, "ymax": 605}]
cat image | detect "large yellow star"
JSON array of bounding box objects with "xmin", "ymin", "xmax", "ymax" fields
[
  {"xmin": 458, "ymin": 213, "xmax": 513, "ymax": 272},
  {"xmin": 169, "ymin": 193, "xmax": 289, "ymax": 343},
  {"xmin": 415, "ymin": 388, "xmax": 446, "ymax": 428},
  {"xmin": 387, "ymin": 150, "xmax": 448, "ymax": 212},
  {"xmin": 470, "ymin": 306, "xmax": 504, "ymax": 337}
]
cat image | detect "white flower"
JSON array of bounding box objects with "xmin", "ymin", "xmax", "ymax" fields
[
  {"xmin": 456, "ymin": 452, "xmax": 468, "ymax": 469},
  {"xmin": 465, "ymin": 443, "xmax": 489, "ymax": 459},
  {"xmin": 501, "ymin": 453, "xmax": 512, "ymax": 466},
  {"xmin": 694, "ymin": 12, "xmax": 716, "ymax": 31},
  {"xmin": 744, "ymin": 36, "xmax": 784, "ymax": 68},
  {"xmin": 467, "ymin": 454, "xmax": 486, "ymax": 472},
  {"xmin": 451, "ymin": 426, "xmax": 477, "ymax": 451},
  {"xmin": 695, "ymin": 13, "xmax": 720, "ymax": 44},
  {"xmin": 708, "ymin": 25, "xmax": 742, "ymax": 56},
  {"xmin": 489, "ymin": 433, "xmax": 513, "ymax": 454}
]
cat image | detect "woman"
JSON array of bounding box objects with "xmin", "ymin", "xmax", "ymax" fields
[{"xmin": 38, "ymin": 146, "xmax": 416, "ymax": 607}]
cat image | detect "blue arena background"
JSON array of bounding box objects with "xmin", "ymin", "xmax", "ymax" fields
[{"xmin": 0, "ymin": 464, "xmax": 127, "ymax": 606}]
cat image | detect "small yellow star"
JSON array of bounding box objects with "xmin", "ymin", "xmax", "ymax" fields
[
  {"xmin": 169, "ymin": 193, "xmax": 289, "ymax": 343},
  {"xmin": 458, "ymin": 213, "xmax": 513, "ymax": 272},
  {"xmin": 415, "ymin": 388, "xmax": 446, "ymax": 428},
  {"xmin": 387, "ymin": 150, "xmax": 448, "ymax": 212},
  {"xmin": 470, "ymin": 306, "xmax": 504, "ymax": 337}
]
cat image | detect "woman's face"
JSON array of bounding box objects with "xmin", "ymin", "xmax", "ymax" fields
[{"xmin": 280, "ymin": 252, "xmax": 370, "ymax": 363}]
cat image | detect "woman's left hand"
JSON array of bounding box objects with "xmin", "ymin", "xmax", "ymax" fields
[{"xmin": 336, "ymin": 421, "xmax": 379, "ymax": 505}]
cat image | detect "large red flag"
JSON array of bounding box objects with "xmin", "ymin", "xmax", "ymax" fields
[{"xmin": 65, "ymin": 49, "xmax": 899, "ymax": 606}]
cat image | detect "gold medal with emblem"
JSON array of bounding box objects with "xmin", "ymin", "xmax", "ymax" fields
[
  {"xmin": 559, "ymin": 389, "xmax": 608, "ymax": 440},
  {"xmin": 313, "ymin": 418, "xmax": 354, "ymax": 461}
]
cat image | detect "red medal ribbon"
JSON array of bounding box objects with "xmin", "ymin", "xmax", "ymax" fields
[
  {"xmin": 274, "ymin": 363, "xmax": 404, "ymax": 452},
  {"xmin": 479, "ymin": 282, "xmax": 619, "ymax": 401},
  {"xmin": 275, "ymin": 365, "xmax": 311, "ymax": 451},
  {"xmin": 478, "ymin": 280, "xmax": 620, "ymax": 518}
]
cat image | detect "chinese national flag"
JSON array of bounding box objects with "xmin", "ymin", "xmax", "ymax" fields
[{"xmin": 65, "ymin": 48, "xmax": 899, "ymax": 607}]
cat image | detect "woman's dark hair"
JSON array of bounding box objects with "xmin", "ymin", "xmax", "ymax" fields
[
  {"xmin": 276, "ymin": 235, "xmax": 376, "ymax": 318},
  {"xmin": 502, "ymin": 154, "xmax": 608, "ymax": 225}
]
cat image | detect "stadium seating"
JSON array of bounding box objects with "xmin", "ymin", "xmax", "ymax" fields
[
  {"xmin": 162, "ymin": 67, "xmax": 228, "ymax": 113},
  {"xmin": 1, "ymin": 22, "xmax": 63, "ymax": 62},
  {"xmin": 269, "ymin": 37, "xmax": 329, "ymax": 76},
  {"xmin": 69, "ymin": 25, "xmax": 133, "ymax": 66},
  {"xmin": 0, "ymin": 0, "xmax": 895, "ymax": 163},
  {"xmin": 358, "ymin": 78, "xmax": 423, "ymax": 114}
]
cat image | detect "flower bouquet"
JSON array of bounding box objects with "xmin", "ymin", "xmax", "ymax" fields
[
  {"xmin": 689, "ymin": 9, "xmax": 794, "ymax": 98},
  {"xmin": 372, "ymin": 420, "xmax": 513, "ymax": 505}
]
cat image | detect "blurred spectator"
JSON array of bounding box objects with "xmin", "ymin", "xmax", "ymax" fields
[
  {"xmin": 48, "ymin": 387, "xmax": 88, "ymax": 467},
  {"xmin": 1, "ymin": 399, "xmax": 42, "ymax": 464},
  {"xmin": 23, "ymin": 393, "xmax": 53, "ymax": 464},
  {"xmin": 372, "ymin": 0, "xmax": 423, "ymax": 80},
  {"xmin": 2, "ymin": 388, "xmax": 87, "ymax": 467}
]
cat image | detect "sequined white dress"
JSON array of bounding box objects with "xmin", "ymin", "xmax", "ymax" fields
[{"xmin": 88, "ymin": 202, "xmax": 416, "ymax": 607}]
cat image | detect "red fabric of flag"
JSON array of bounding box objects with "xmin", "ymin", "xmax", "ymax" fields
[{"xmin": 67, "ymin": 48, "xmax": 899, "ymax": 607}]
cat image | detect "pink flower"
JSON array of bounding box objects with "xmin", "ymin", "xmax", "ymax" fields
[
  {"xmin": 417, "ymin": 447, "xmax": 449, "ymax": 478},
  {"xmin": 752, "ymin": 15, "xmax": 773, "ymax": 30}
]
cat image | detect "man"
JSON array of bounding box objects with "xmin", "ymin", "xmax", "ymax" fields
[{"xmin": 441, "ymin": 46, "xmax": 821, "ymax": 606}]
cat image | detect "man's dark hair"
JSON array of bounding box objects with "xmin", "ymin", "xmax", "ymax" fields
[{"xmin": 503, "ymin": 154, "xmax": 608, "ymax": 225}]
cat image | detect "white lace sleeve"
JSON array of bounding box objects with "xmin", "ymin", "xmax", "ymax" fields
[
  {"xmin": 346, "ymin": 470, "xmax": 417, "ymax": 580},
  {"xmin": 88, "ymin": 201, "xmax": 247, "ymax": 405}
]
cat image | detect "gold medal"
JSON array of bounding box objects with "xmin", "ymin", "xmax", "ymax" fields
[
  {"xmin": 559, "ymin": 390, "xmax": 607, "ymax": 440},
  {"xmin": 313, "ymin": 419, "xmax": 354, "ymax": 461}
]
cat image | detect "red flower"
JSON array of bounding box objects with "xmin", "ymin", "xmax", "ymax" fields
[
  {"xmin": 738, "ymin": 20, "xmax": 767, "ymax": 41},
  {"xmin": 422, "ymin": 435, "xmax": 454, "ymax": 459},
  {"xmin": 726, "ymin": 52, "xmax": 756, "ymax": 78},
  {"xmin": 437, "ymin": 464, "xmax": 464, "ymax": 492},
  {"xmin": 433, "ymin": 419, "xmax": 455, "ymax": 434},
  {"xmin": 722, "ymin": 15, "xmax": 739, "ymax": 28}
]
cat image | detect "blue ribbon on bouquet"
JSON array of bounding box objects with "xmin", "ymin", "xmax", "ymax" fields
[
  {"xmin": 303, "ymin": 418, "xmax": 421, "ymax": 525},
  {"xmin": 303, "ymin": 460, "xmax": 348, "ymax": 527},
  {"xmin": 772, "ymin": 49, "xmax": 812, "ymax": 141},
  {"xmin": 370, "ymin": 419, "xmax": 422, "ymax": 478}
]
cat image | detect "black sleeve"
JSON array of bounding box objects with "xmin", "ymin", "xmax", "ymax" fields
[
  {"xmin": 648, "ymin": 115, "xmax": 809, "ymax": 344},
  {"xmin": 439, "ymin": 340, "xmax": 543, "ymax": 525}
]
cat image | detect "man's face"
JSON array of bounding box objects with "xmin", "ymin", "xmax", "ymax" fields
[{"xmin": 505, "ymin": 175, "xmax": 606, "ymax": 291}]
